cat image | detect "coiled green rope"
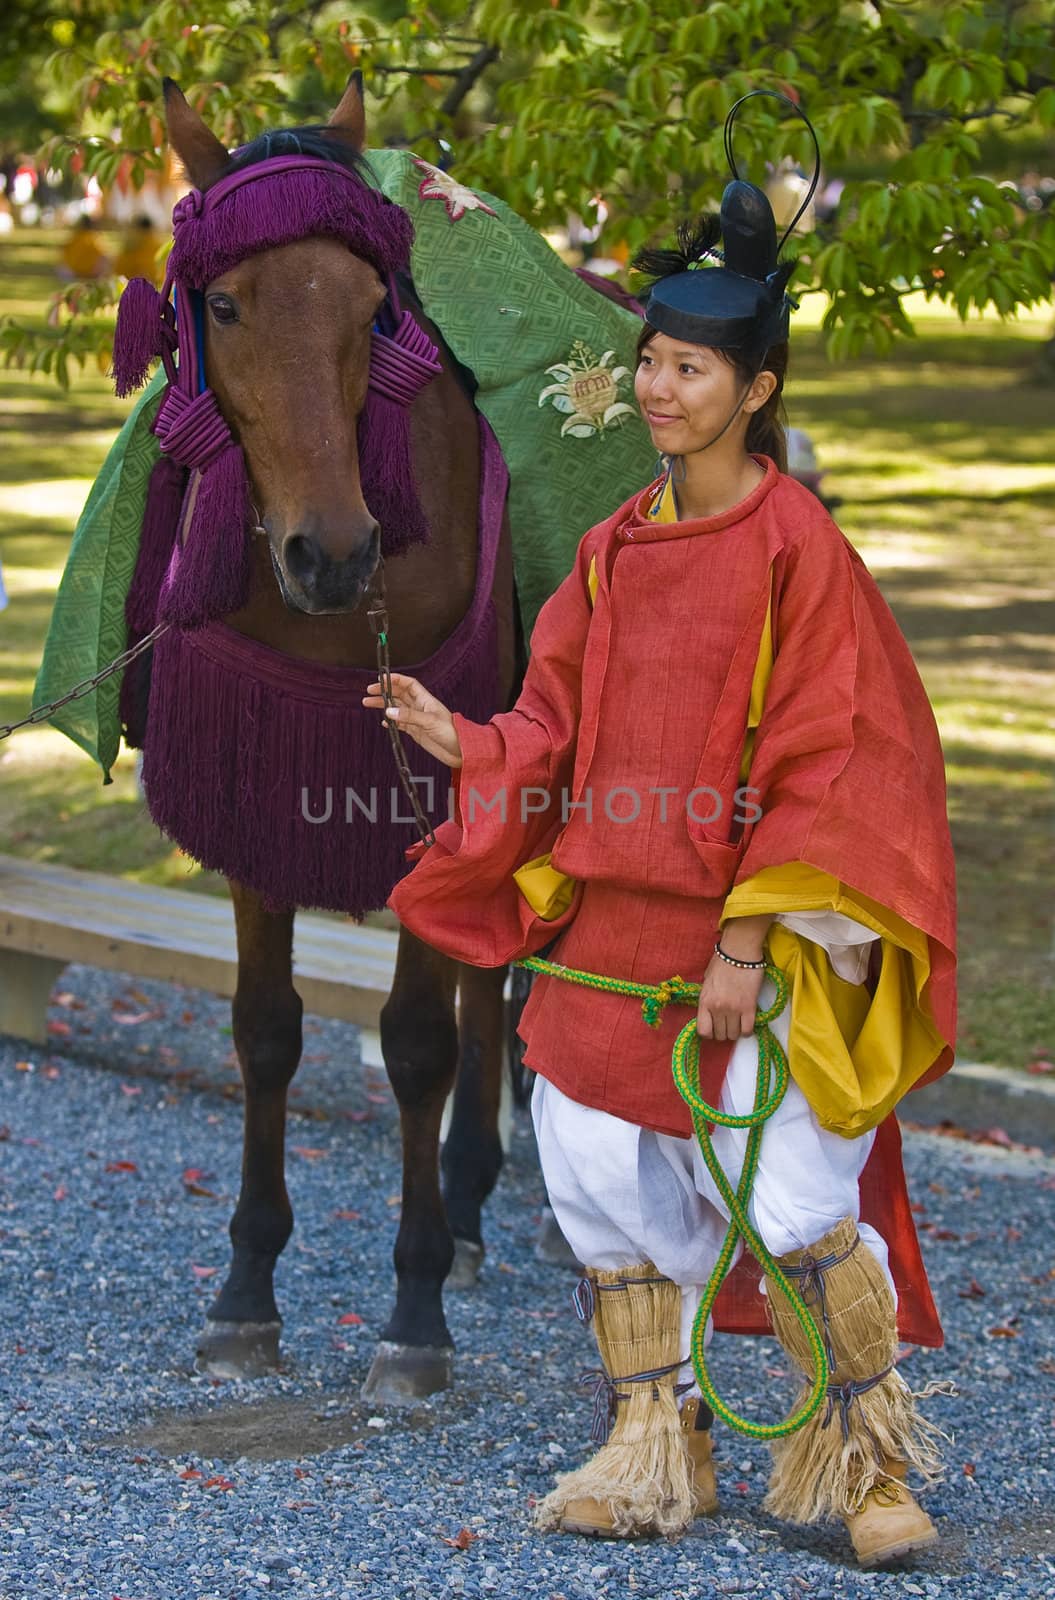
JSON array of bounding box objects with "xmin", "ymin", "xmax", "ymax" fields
[{"xmin": 516, "ymin": 954, "xmax": 829, "ymax": 1439}]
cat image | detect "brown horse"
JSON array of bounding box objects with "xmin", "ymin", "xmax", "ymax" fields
[{"xmin": 159, "ymin": 77, "xmax": 519, "ymax": 1402}]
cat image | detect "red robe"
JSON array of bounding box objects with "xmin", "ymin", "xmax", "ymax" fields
[{"xmin": 390, "ymin": 459, "xmax": 957, "ymax": 1347}]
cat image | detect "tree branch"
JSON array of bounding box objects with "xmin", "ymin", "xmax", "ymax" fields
[{"xmin": 439, "ymin": 43, "xmax": 500, "ymax": 119}]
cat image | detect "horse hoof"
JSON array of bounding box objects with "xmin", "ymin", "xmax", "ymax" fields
[
  {"xmin": 446, "ymin": 1238, "xmax": 484, "ymax": 1289},
  {"xmin": 195, "ymin": 1319, "xmax": 282, "ymax": 1379},
  {"xmin": 535, "ymin": 1207, "xmax": 581, "ymax": 1271},
  {"xmin": 361, "ymin": 1340, "xmax": 453, "ymax": 1406}
]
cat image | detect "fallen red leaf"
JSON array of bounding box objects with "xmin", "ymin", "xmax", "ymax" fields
[
  {"xmin": 191, "ymin": 1264, "xmax": 218, "ymax": 1278},
  {"xmin": 53, "ymin": 1185, "xmax": 67, "ymax": 1201},
  {"xmin": 441, "ymin": 1527, "xmax": 478, "ymax": 1550},
  {"xmin": 46, "ymin": 1021, "xmax": 71, "ymax": 1038},
  {"xmin": 1026, "ymin": 1059, "xmax": 1054, "ymax": 1075},
  {"xmin": 333, "ymin": 1209, "xmax": 361, "ymax": 1221},
  {"xmin": 179, "ymin": 1468, "xmax": 202, "ymax": 1480},
  {"xmin": 185, "ymin": 1183, "xmax": 218, "ymax": 1198},
  {"xmin": 53, "ymin": 992, "xmax": 77, "ymax": 1007},
  {"xmin": 42, "ymin": 1065, "xmax": 61, "ymax": 1080},
  {"xmin": 963, "ymin": 1461, "xmax": 976, "ymax": 1476},
  {"xmin": 121, "ymin": 1084, "xmax": 142, "ymax": 1097},
  {"xmin": 958, "ymin": 1279, "xmax": 986, "ymax": 1299},
  {"xmin": 105, "ymin": 1161, "xmax": 138, "ymax": 1174},
  {"xmin": 343, "ymin": 1110, "xmax": 372, "ymax": 1124},
  {"xmin": 293, "ymin": 1467, "xmax": 310, "ymax": 1480},
  {"xmin": 988, "ymin": 1325, "xmax": 1020, "ymax": 1338},
  {"xmin": 292, "ymin": 1146, "xmax": 328, "ymax": 1160},
  {"xmin": 980, "ymin": 1126, "xmax": 1013, "ymax": 1148},
  {"xmin": 182, "ymin": 1168, "xmax": 207, "ymax": 1183},
  {"xmin": 113, "ymin": 1009, "xmax": 161, "ymax": 1027},
  {"xmin": 337, "ymin": 1312, "xmax": 363, "ymax": 1326},
  {"xmin": 203, "ymin": 1476, "xmax": 233, "ymax": 1491}
]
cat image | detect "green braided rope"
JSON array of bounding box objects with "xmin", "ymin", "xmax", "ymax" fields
[{"xmin": 516, "ymin": 954, "xmax": 829, "ymax": 1439}]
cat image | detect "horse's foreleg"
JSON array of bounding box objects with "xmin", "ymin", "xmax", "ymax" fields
[
  {"xmin": 362, "ymin": 929, "xmax": 459, "ymax": 1405},
  {"xmin": 195, "ymin": 881, "xmax": 301, "ymax": 1378},
  {"xmin": 442, "ymin": 961, "xmax": 507, "ymax": 1288}
]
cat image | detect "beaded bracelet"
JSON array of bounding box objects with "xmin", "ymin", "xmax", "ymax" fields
[{"xmin": 714, "ymin": 940, "xmax": 767, "ymax": 970}]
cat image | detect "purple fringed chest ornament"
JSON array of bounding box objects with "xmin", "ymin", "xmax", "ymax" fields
[{"xmin": 111, "ymin": 153, "xmax": 441, "ymax": 636}]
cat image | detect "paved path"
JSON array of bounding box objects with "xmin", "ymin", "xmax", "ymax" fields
[{"xmin": 1, "ymin": 964, "xmax": 1053, "ymax": 1599}]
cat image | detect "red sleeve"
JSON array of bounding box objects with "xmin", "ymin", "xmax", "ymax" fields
[
  {"xmin": 388, "ymin": 527, "xmax": 599, "ymax": 966},
  {"xmin": 735, "ymin": 513, "xmax": 957, "ymax": 1056}
]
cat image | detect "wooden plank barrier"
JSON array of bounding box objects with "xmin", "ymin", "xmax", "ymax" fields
[{"xmin": 0, "ymin": 854, "xmax": 398, "ymax": 1045}]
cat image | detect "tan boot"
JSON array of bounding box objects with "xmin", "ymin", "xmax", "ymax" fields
[
  {"xmin": 761, "ymin": 1216, "xmax": 947, "ymax": 1560},
  {"xmin": 535, "ymin": 1265, "xmax": 695, "ymax": 1539},
  {"xmin": 681, "ymin": 1396, "xmax": 719, "ymax": 1516},
  {"xmin": 844, "ymin": 1471, "xmax": 938, "ymax": 1565}
]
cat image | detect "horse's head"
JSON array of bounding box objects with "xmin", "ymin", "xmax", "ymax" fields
[{"xmin": 164, "ymin": 77, "xmax": 387, "ymax": 615}]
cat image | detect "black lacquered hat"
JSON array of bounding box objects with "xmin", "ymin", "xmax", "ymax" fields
[{"xmin": 636, "ymin": 90, "xmax": 820, "ymax": 356}]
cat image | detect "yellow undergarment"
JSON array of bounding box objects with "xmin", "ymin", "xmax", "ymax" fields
[{"xmin": 512, "ymin": 484, "xmax": 948, "ymax": 1134}]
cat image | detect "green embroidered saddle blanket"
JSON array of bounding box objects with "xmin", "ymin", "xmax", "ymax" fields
[{"xmin": 33, "ymin": 149, "xmax": 655, "ymax": 779}]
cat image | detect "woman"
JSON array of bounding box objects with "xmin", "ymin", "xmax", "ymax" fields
[{"xmin": 363, "ymin": 119, "xmax": 956, "ymax": 1568}]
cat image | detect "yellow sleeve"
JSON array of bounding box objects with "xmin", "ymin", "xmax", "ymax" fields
[{"xmin": 722, "ymin": 864, "xmax": 947, "ymax": 1137}]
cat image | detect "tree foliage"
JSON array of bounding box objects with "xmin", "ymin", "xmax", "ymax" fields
[{"xmin": 3, "ymin": 0, "xmax": 1054, "ymax": 382}]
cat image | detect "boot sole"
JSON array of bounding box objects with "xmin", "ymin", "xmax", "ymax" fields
[
  {"xmin": 857, "ymin": 1525, "xmax": 939, "ymax": 1567},
  {"xmin": 558, "ymin": 1517, "xmax": 651, "ymax": 1539}
]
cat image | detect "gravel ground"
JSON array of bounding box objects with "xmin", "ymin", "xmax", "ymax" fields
[{"xmin": 1, "ymin": 963, "xmax": 1053, "ymax": 1600}]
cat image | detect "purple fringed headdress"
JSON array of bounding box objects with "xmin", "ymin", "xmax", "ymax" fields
[{"xmin": 112, "ymin": 154, "xmax": 441, "ymax": 634}]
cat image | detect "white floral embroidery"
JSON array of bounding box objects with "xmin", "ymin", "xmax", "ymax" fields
[
  {"xmin": 412, "ymin": 158, "xmax": 498, "ymax": 222},
  {"xmin": 538, "ymin": 340, "xmax": 636, "ymax": 438}
]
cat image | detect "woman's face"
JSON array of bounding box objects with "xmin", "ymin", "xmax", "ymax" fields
[{"xmin": 634, "ymin": 332, "xmax": 746, "ymax": 455}]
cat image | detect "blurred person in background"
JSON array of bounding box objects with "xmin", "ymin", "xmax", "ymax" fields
[
  {"xmin": 57, "ymin": 216, "xmax": 111, "ymax": 280},
  {"xmin": 114, "ymin": 213, "xmax": 163, "ymax": 284}
]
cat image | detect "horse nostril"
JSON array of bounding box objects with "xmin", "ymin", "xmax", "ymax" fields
[{"xmin": 283, "ymin": 533, "xmax": 320, "ymax": 586}]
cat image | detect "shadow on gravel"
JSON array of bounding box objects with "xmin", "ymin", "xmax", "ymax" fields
[{"xmin": 107, "ymin": 1394, "xmax": 443, "ymax": 1462}]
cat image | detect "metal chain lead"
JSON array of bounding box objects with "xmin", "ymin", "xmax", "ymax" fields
[
  {"xmin": 366, "ymin": 560, "xmax": 436, "ymax": 850},
  {"xmin": 0, "ymin": 623, "xmax": 170, "ymax": 742}
]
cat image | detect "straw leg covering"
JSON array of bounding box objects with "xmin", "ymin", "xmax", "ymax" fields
[
  {"xmin": 764, "ymin": 1215, "xmax": 948, "ymax": 1525},
  {"xmin": 534, "ymin": 1265, "xmax": 694, "ymax": 1538}
]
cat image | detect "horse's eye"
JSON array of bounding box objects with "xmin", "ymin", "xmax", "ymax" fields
[{"xmin": 207, "ymin": 295, "xmax": 239, "ymax": 325}]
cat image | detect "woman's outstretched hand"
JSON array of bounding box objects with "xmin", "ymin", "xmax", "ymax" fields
[{"xmin": 362, "ymin": 672, "xmax": 463, "ymax": 769}]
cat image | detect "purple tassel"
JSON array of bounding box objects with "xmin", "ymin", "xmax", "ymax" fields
[
  {"xmin": 112, "ymin": 277, "xmax": 174, "ymax": 397},
  {"xmin": 141, "ymin": 603, "xmax": 498, "ymax": 917},
  {"xmin": 126, "ymin": 454, "xmax": 186, "ymax": 634},
  {"xmin": 357, "ymin": 388, "xmax": 430, "ymax": 557},
  {"xmin": 159, "ymin": 442, "xmax": 252, "ymax": 629}
]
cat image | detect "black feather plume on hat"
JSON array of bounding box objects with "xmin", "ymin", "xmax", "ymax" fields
[{"xmin": 631, "ymin": 214, "xmax": 722, "ymax": 284}]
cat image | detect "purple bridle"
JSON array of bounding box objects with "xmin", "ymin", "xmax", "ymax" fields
[
  {"xmin": 116, "ymin": 152, "xmax": 441, "ymax": 467},
  {"xmin": 112, "ymin": 151, "xmax": 442, "ymax": 630}
]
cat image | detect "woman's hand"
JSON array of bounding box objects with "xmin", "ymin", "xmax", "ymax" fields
[
  {"xmin": 696, "ymin": 952, "xmax": 765, "ymax": 1042},
  {"xmin": 361, "ymin": 672, "xmax": 463, "ymax": 769}
]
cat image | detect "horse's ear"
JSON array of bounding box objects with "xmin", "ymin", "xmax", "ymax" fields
[
  {"xmin": 326, "ymin": 70, "xmax": 366, "ymax": 149},
  {"xmin": 163, "ymin": 78, "xmax": 230, "ymax": 191}
]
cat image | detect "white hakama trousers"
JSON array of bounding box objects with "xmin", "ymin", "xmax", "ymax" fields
[{"xmin": 531, "ymin": 914, "xmax": 896, "ymax": 1373}]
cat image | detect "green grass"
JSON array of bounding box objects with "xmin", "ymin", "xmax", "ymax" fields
[{"xmin": 1, "ymin": 231, "xmax": 1053, "ymax": 1063}]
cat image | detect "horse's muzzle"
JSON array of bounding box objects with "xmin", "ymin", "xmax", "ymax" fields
[{"xmin": 276, "ymin": 522, "xmax": 381, "ymax": 613}]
